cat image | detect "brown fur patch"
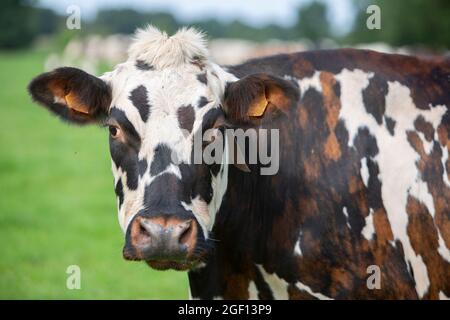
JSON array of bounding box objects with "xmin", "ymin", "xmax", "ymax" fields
[
  {"xmin": 373, "ymin": 208, "xmax": 394, "ymax": 243},
  {"xmin": 291, "ymin": 56, "xmax": 315, "ymax": 79},
  {"xmin": 297, "ymin": 107, "xmax": 308, "ymax": 129},
  {"xmin": 303, "ymin": 154, "xmax": 321, "ymax": 181},
  {"xmin": 223, "ymin": 274, "xmax": 251, "ymax": 300},
  {"xmin": 320, "ymin": 72, "xmax": 342, "ymax": 161},
  {"xmin": 47, "ymin": 79, "xmax": 67, "ymax": 101},
  {"xmin": 329, "ymin": 268, "xmax": 354, "ymax": 296},
  {"xmin": 414, "ymin": 116, "xmax": 435, "ymax": 141},
  {"xmin": 323, "ymin": 134, "xmax": 341, "ymax": 161},
  {"xmin": 65, "ymin": 91, "xmax": 90, "ymax": 114},
  {"xmin": 406, "ymin": 196, "xmax": 450, "ymax": 299},
  {"xmin": 266, "ymin": 83, "xmax": 292, "ymax": 112}
]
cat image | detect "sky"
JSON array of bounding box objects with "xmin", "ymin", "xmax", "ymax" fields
[{"xmin": 37, "ymin": 0, "xmax": 355, "ymax": 33}]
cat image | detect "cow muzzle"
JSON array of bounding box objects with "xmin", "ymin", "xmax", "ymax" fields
[{"xmin": 123, "ymin": 214, "xmax": 198, "ymax": 270}]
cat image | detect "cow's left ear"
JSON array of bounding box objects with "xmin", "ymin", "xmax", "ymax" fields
[
  {"xmin": 223, "ymin": 73, "xmax": 299, "ymax": 123},
  {"xmin": 28, "ymin": 67, "xmax": 111, "ymax": 125}
]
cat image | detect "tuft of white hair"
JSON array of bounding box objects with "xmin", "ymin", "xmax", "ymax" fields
[{"xmin": 128, "ymin": 25, "xmax": 209, "ymax": 69}]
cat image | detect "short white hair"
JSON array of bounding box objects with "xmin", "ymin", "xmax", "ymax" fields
[{"xmin": 128, "ymin": 25, "xmax": 209, "ymax": 70}]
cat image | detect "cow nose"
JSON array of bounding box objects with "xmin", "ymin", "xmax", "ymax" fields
[
  {"xmin": 123, "ymin": 215, "xmax": 197, "ymax": 261},
  {"xmin": 139, "ymin": 218, "xmax": 192, "ymax": 247}
]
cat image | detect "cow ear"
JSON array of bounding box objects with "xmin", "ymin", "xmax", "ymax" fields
[
  {"xmin": 28, "ymin": 67, "xmax": 112, "ymax": 124},
  {"xmin": 223, "ymin": 73, "xmax": 299, "ymax": 123}
]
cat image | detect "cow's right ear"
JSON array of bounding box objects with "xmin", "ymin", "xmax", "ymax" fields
[
  {"xmin": 223, "ymin": 73, "xmax": 299, "ymax": 124},
  {"xmin": 28, "ymin": 67, "xmax": 112, "ymax": 124}
]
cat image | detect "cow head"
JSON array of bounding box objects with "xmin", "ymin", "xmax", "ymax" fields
[{"xmin": 28, "ymin": 26, "xmax": 298, "ymax": 271}]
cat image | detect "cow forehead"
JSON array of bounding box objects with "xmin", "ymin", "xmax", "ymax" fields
[
  {"xmin": 104, "ymin": 62, "xmax": 217, "ymax": 152},
  {"xmin": 109, "ymin": 62, "xmax": 213, "ymax": 112}
]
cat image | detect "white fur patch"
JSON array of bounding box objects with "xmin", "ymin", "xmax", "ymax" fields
[
  {"xmin": 360, "ymin": 157, "xmax": 370, "ymax": 187},
  {"xmin": 207, "ymin": 138, "xmax": 229, "ymax": 231},
  {"xmin": 439, "ymin": 291, "xmax": 450, "ymax": 300},
  {"xmin": 188, "ymin": 287, "xmax": 194, "ymax": 300},
  {"xmin": 112, "ymin": 161, "xmax": 145, "ymax": 234},
  {"xmin": 442, "ymin": 146, "xmax": 450, "ymax": 188},
  {"xmin": 297, "ymin": 71, "xmax": 322, "ymax": 97},
  {"xmin": 295, "ymin": 281, "xmax": 333, "ymax": 300},
  {"xmin": 361, "ymin": 208, "xmax": 375, "ymax": 241},
  {"xmin": 437, "ymin": 233, "xmax": 450, "ymax": 262},
  {"xmin": 257, "ymin": 265, "xmax": 289, "ymax": 300},
  {"xmin": 181, "ymin": 196, "xmax": 210, "ymax": 239},
  {"xmin": 128, "ymin": 25, "xmax": 209, "ymax": 70},
  {"xmin": 343, "ymin": 206, "xmax": 352, "ymax": 229},
  {"xmin": 417, "ymin": 132, "xmax": 434, "ymax": 155},
  {"xmin": 248, "ymin": 281, "xmax": 259, "ymax": 300},
  {"xmin": 294, "ymin": 230, "xmax": 303, "ymax": 256}
]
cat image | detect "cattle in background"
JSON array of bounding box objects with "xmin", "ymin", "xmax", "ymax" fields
[{"xmin": 28, "ymin": 26, "xmax": 450, "ymax": 299}]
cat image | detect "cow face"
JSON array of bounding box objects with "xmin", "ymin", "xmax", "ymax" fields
[
  {"xmin": 28, "ymin": 26, "xmax": 299, "ymax": 271},
  {"xmin": 103, "ymin": 60, "xmax": 229, "ymax": 271}
]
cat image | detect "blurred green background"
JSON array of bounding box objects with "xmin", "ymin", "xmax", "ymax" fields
[
  {"xmin": 0, "ymin": 0, "xmax": 448, "ymax": 299},
  {"xmin": 0, "ymin": 50, "xmax": 189, "ymax": 298}
]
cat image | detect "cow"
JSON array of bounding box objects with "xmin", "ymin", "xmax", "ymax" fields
[{"xmin": 28, "ymin": 26, "xmax": 450, "ymax": 299}]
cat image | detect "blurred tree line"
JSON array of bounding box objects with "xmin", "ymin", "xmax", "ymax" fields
[
  {"xmin": 0, "ymin": 0, "xmax": 60, "ymax": 48},
  {"xmin": 347, "ymin": 0, "xmax": 450, "ymax": 49},
  {"xmin": 1, "ymin": 0, "xmax": 449, "ymax": 50}
]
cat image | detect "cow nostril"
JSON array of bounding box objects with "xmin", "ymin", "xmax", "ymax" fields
[
  {"xmin": 139, "ymin": 223, "xmax": 149, "ymax": 236},
  {"xmin": 139, "ymin": 219, "xmax": 159, "ymax": 240},
  {"xmin": 179, "ymin": 221, "xmax": 193, "ymax": 246}
]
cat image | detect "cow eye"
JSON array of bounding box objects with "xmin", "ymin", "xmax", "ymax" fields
[{"xmin": 109, "ymin": 125, "xmax": 120, "ymax": 138}]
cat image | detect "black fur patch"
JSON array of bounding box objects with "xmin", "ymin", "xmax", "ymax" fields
[
  {"xmin": 177, "ymin": 105, "xmax": 196, "ymax": 133},
  {"xmin": 138, "ymin": 159, "xmax": 148, "ymax": 177},
  {"xmin": 136, "ymin": 60, "xmax": 153, "ymax": 71},
  {"xmin": 129, "ymin": 85, "xmax": 151, "ymax": 122},
  {"xmin": 362, "ymin": 74, "xmax": 388, "ymax": 125},
  {"xmin": 150, "ymin": 144, "xmax": 173, "ymax": 176},
  {"xmin": 354, "ymin": 127, "xmax": 379, "ymax": 158},
  {"xmin": 366, "ymin": 158, "xmax": 383, "ymax": 210},
  {"xmin": 115, "ymin": 178, "xmax": 124, "ymax": 209},
  {"xmin": 385, "ymin": 116, "xmax": 396, "ymax": 136},
  {"xmin": 333, "ymin": 81, "xmax": 341, "ymax": 98},
  {"xmin": 197, "ymin": 73, "xmax": 207, "ymax": 85},
  {"xmin": 197, "ymin": 96, "xmax": 209, "ymax": 108},
  {"xmin": 201, "ymin": 108, "xmax": 223, "ymax": 131},
  {"xmin": 143, "ymin": 173, "xmax": 191, "ymax": 216},
  {"xmin": 179, "ymin": 163, "xmax": 213, "ymax": 205},
  {"xmin": 109, "ymin": 107, "xmax": 141, "ymax": 190}
]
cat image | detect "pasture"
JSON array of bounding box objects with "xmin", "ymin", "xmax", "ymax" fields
[{"xmin": 0, "ymin": 51, "xmax": 189, "ymax": 299}]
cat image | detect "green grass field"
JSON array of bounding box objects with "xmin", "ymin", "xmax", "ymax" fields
[{"xmin": 0, "ymin": 51, "xmax": 189, "ymax": 299}]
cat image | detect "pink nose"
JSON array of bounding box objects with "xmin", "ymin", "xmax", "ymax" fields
[{"xmin": 123, "ymin": 215, "xmax": 197, "ymax": 261}]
